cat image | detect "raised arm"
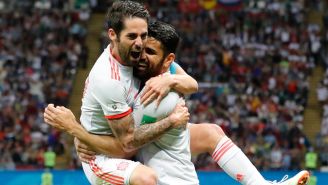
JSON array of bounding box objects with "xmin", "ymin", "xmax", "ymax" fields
[
  {"xmin": 141, "ymin": 62, "xmax": 198, "ymax": 106},
  {"xmin": 172, "ymin": 63, "xmax": 198, "ymax": 94}
]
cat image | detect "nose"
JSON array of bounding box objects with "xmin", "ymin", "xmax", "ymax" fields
[
  {"xmin": 140, "ymin": 49, "xmax": 146, "ymax": 60},
  {"xmin": 135, "ymin": 36, "xmax": 143, "ymax": 50}
]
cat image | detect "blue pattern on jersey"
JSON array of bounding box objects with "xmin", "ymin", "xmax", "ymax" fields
[{"xmin": 169, "ymin": 62, "xmax": 179, "ymax": 74}]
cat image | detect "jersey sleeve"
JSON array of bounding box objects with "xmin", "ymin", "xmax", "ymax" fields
[
  {"xmin": 91, "ymin": 80, "xmax": 132, "ymax": 120},
  {"xmin": 169, "ymin": 61, "xmax": 180, "ymax": 75}
]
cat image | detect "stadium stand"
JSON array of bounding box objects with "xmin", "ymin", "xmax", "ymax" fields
[
  {"xmin": 0, "ymin": 0, "xmax": 89, "ymax": 170},
  {"xmin": 317, "ymin": 3, "xmax": 328, "ymax": 171}
]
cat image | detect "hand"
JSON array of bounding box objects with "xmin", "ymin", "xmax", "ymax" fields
[
  {"xmin": 74, "ymin": 137, "xmax": 96, "ymax": 163},
  {"xmin": 43, "ymin": 104, "xmax": 77, "ymax": 132},
  {"xmin": 168, "ymin": 98, "xmax": 189, "ymax": 129},
  {"xmin": 140, "ymin": 75, "xmax": 174, "ymax": 106}
]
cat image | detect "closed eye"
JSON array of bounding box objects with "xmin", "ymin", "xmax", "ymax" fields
[
  {"xmin": 145, "ymin": 47, "xmax": 156, "ymax": 55},
  {"xmin": 127, "ymin": 32, "xmax": 147, "ymax": 41},
  {"xmin": 127, "ymin": 33, "xmax": 138, "ymax": 40}
]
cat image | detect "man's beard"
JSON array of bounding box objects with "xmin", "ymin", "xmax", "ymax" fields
[
  {"xmin": 133, "ymin": 68, "xmax": 151, "ymax": 81},
  {"xmin": 117, "ymin": 44, "xmax": 131, "ymax": 65},
  {"xmin": 133, "ymin": 64, "xmax": 163, "ymax": 82}
]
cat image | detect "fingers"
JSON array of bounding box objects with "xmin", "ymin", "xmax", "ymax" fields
[
  {"xmin": 141, "ymin": 87, "xmax": 169, "ymax": 106},
  {"xmin": 140, "ymin": 86, "xmax": 157, "ymax": 105},
  {"xmin": 76, "ymin": 146, "xmax": 96, "ymax": 156},
  {"xmin": 140, "ymin": 85, "xmax": 150, "ymax": 103},
  {"xmin": 45, "ymin": 105, "xmax": 64, "ymax": 118},
  {"xmin": 44, "ymin": 117, "xmax": 64, "ymax": 130},
  {"xmin": 44, "ymin": 104, "xmax": 71, "ymax": 130},
  {"xmin": 142, "ymin": 92, "xmax": 158, "ymax": 106},
  {"xmin": 57, "ymin": 106, "xmax": 76, "ymax": 119},
  {"xmin": 44, "ymin": 104, "xmax": 72, "ymax": 119},
  {"xmin": 45, "ymin": 105, "xmax": 55, "ymax": 116},
  {"xmin": 74, "ymin": 137, "xmax": 96, "ymax": 162},
  {"xmin": 178, "ymin": 98, "xmax": 186, "ymax": 106},
  {"xmin": 46, "ymin": 104, "xmax": 58, "ymax": 113},
  {"xmin": 44, "ymin": 117, "xmax": 55, "ymax": 126},
  {"xmin": 44, "ymin": 110, "xmax": 56, "ymax": 124},
  {"xmin": 74, "ymin": 138, "xmax": 96, "ymax": 155},
  {"xmin": 57, "ymin": 106, "xmax": 70, "ymax": 113},
  {"xmin": 44, "ymin": 105, "xmax": 61, "ymax": 122},
  {"xmin": 155, "ymin": 95, "xmax": 164, "ymax": 107},
  {"xmin": 78, "ymin": 152, "xmax": 95, "ymax": 163}
]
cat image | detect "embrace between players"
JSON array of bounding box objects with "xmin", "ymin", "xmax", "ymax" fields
[{"xmin": 44, "ymin": 1, "xmax": 309, "ymax": 185}]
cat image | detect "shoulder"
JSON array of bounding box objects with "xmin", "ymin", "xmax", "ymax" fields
[
  {"xmin": 90, "ymin": 75, "xmax": 125, "ymax": 101},
  {"xmin": 169, "ymin": 61, "xmax": 181, "ymax": 75}
]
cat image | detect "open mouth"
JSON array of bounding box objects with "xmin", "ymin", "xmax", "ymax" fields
[
  {"xmin": 130, "ymin": 51, "xmax": 141, "ymax": 59},
  {"xmin": 137, "ymin": 61, "xmax": 148, "ymax": 71}
]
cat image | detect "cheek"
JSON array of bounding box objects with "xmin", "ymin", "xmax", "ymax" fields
[
  {"xmin": 120, "ymin": 44, "xmax": 130, "ymax": 55},
  {"xmin": 150, "ymin": 64, "xmax": 162, "ymax": 74}
]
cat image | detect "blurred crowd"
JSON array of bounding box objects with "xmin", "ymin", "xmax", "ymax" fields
[
  {"xmin": 1, "ymin": 0, "xmax": 328, "ymax": 173},
  {"xmin": 0, "ymin": 0, "xmax": 89, "ymax": 169},
  {"xmin": 316, "ymin": 8, "xmax": 328, "ymax": 171}
]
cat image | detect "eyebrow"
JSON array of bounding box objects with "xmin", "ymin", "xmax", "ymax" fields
[{"xmin": 145, "ymin": 47, "xmax": 156, "ymax": 54}]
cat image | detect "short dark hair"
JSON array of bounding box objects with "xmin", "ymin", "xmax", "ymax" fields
[
  {"xmin": 106, "ymin": 0, "xmax": 149, "ymax": 35},
  {"xmin": 148, "ymin": 20, "xmax": 180, "ymax": 57}
]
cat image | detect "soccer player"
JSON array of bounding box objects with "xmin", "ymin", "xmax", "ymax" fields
[
  {"xmin": 45, "ymin": 20, "xmax": 309, "ymax": 185},
  {"xmin": 133, "ymin": 21, "xmax": 309, "ymax": 185},
  {"xmin": 128, "ymin": 20, "xmax": 309, "ymax": 185},
  {"xmin": 44, "ymin": 1, "xmax": 191, "ymax": 185}
]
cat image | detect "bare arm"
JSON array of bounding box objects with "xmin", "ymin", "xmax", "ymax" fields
[
  {"xmin": 141, "ymin": 66, "xmax": 198, "ymax": 105},
  {"xmin": 173, "ymin": 65, "xmax": 198, "ymax": 94},
  {"xmin": 44, "ymin": 105, "xmax": 133, "ymax": 158},
  {"xmin": 108, "ymin": 100, "xmax": 189, "ymax": 152}
]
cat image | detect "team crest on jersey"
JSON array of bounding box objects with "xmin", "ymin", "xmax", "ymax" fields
[
  {"xmin": 112, "ymin": 104, "xmax": 117, "ymax": 110},
  {"xmin": 117, "ymin": 161, "xmax": 129, "ymax": 171}
]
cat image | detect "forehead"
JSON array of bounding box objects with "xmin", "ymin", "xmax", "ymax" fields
[
  {"xmin": 121, "ymin": 17, "xmax": 148, "ymax": 35},
  {"xmin": 145, "ymin": 37, "xmax": 163, "ymax": 52}
]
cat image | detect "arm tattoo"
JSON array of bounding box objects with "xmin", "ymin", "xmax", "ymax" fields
[
  {"xmin": 109, "ymin": 115, "xmax": 172, "ymax": 150},
  {"xmin": 131, "ymin": 118, "xmax": 172, "ymax": 147}
]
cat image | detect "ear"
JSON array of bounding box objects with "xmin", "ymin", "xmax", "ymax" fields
[
  {"xmin": 162, "ymin": 53, "xmax": 175, "ymax": 72},
  {"xmin": 108, "ymin": 28, "xmax": 117, "ymax": 42}
]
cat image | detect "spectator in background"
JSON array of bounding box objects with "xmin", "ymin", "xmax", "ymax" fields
[
  {"xmin": 43, "ymin": 147, "xmax": 56, "ymax": 170},
  {"xmin": 305, "ymin": 147, "xmax": 318, "ymax": 171},
  {"xmin": 41, "ymin": 168, "xmax": 53, "ymax": 185},
  {"xmin": 317, "ymin": 81, "xmax": 328, "ymax": 105}
]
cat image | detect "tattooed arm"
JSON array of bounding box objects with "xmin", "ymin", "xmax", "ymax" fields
[
  {"xmin": 108, "ymin": 100, "xmax": 189, "ymax": 152},
  {"xmin": 44, "ymin": 105, "xmax": 134, "ymax": 158}
]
